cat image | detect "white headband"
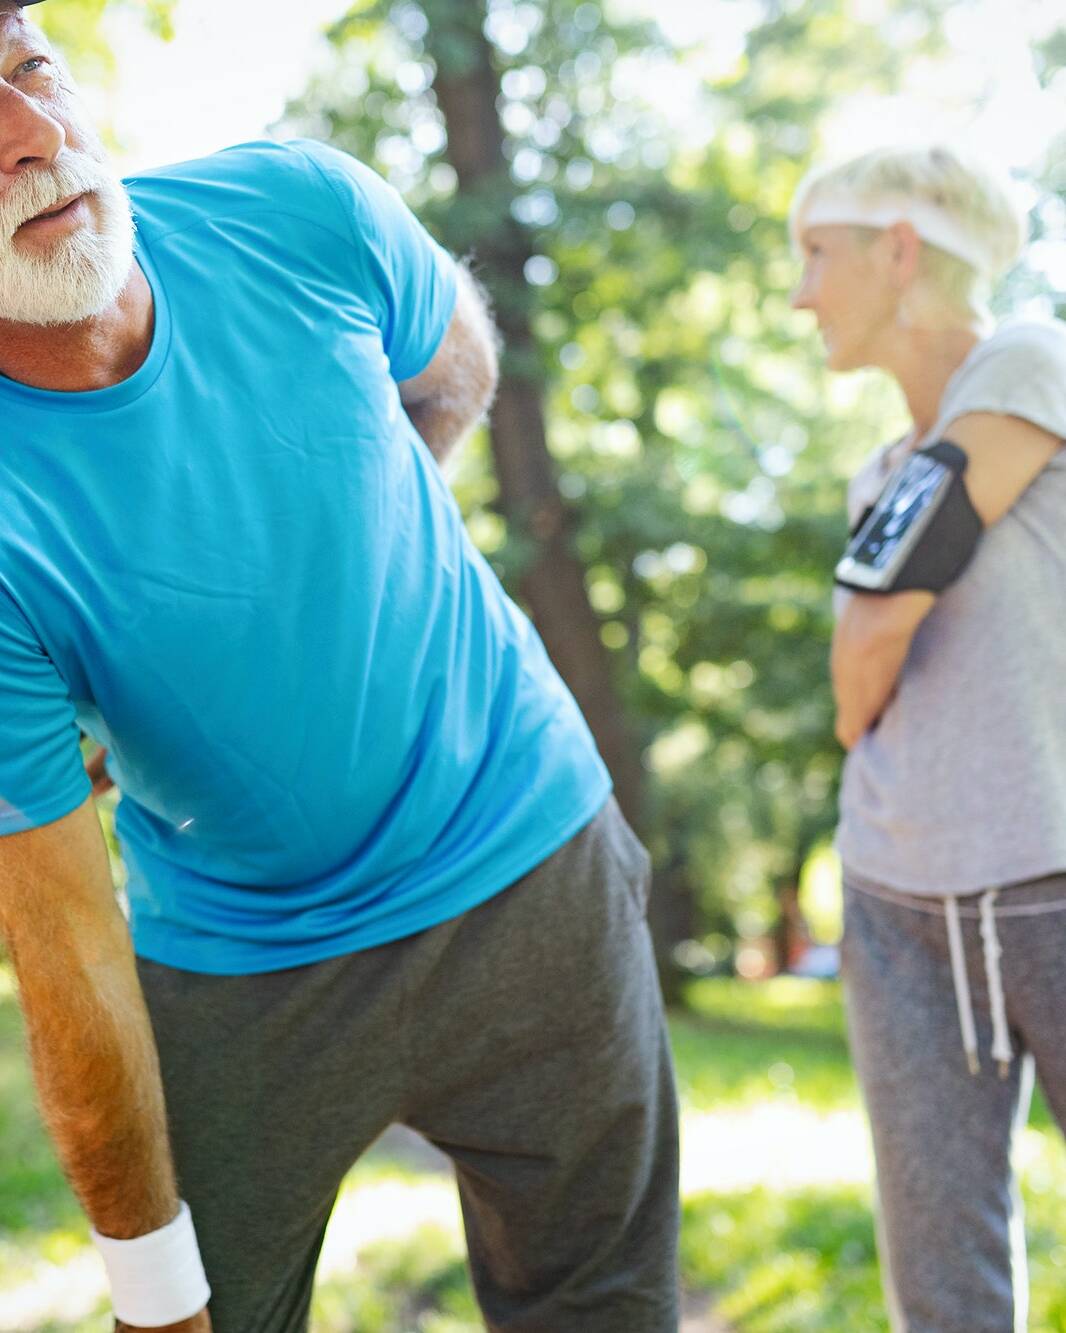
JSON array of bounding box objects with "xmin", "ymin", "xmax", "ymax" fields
[{"xmin": 798, "ymin": 191, "xmax": 993, "ymax": 277}]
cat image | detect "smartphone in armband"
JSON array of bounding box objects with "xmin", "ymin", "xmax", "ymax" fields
[{"xmin": 834, "ymin": 443, "xmax": 978, "ymax": 593}]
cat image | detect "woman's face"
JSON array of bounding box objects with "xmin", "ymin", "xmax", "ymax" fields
[{"xmin": 791, "ymin": 223, "xmax": 897, "ymax": 372}]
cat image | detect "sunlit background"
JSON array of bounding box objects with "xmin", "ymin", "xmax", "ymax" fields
[
  {"xmin": 102, "ymin": 0, "xmax": 1066, "ymax": 179},
  {"xmin": 97, "ymin": 0, "xmax": 1066, "ymax": 305}
]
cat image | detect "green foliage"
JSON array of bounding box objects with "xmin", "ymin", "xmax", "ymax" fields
[{"xmin": 37, "ymin": 0, "xmax": 115, "ymax": 83}]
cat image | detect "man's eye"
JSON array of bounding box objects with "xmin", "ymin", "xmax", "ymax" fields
[{"xmin": 16, "ymin": 57, "xmax": 50, "ymax": 77}]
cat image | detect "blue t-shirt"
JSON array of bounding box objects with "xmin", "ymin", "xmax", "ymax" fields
[{"xmin": 0, "ymin": 139, "xmax": 610, "ymax": 974}]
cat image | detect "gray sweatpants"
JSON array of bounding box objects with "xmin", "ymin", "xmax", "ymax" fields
[
  {"xmin": 137, "ymin": 799, "xmax": 680, "ymax": 1333},
  {"xmin": 842, "ymin": 873, "xmax": 1066, "ymax": 1333}
]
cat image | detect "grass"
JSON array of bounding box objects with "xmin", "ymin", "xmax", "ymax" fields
[
  {"xmin": 682, "ymin": 1186, "xmax": 885, "ymax": 1332},
  {"xmin": 0, "ymin": 970, "xmax": 86, "ymax": 1240},
  {"xmin": 675, "ymin": 976, "xmax": 1060, "ymax": 1130},
  {"xmin": 1, "ymin": 968, "xmax": 1064, "ymax": 1331},
  {"xmin": 314, "ymin": 1226, "xmax": 478, "ymax": 1333},
  {"xmin": 671, "ymin": 978, "xmax": 857, "ymax": 1113}
]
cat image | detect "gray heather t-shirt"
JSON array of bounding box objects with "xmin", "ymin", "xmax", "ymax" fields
[{"xmin": 837, "ymin": 318, "xmax": 1066, "ymax": 896}]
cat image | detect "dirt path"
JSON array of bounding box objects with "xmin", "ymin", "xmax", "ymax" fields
[{"xmin": 681, "ymin": 1290, "xmax": 733, "ymax": 1331}]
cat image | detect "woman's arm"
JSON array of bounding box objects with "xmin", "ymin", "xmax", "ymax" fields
[
  {"xmin": 831, "ymin": 411, "xmax": 1062, "ymax": 748},
  {"xmin": 831, "ymin": 588, "xmax": 934, "ymax": 748}
]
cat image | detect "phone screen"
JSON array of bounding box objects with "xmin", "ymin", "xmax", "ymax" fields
[{"xmin": 848, "ymin": 454, "xmax": 951, "ymax": 570}]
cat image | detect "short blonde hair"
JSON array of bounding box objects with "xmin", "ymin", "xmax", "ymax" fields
[{"xmin": 790, "ymin": 144, "xmax": 1029, "ymax": 316}]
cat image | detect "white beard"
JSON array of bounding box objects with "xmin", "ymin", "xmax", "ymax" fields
[{"xmin": 0, "ymin": 149, "xmax": 135, "ymax": 327}]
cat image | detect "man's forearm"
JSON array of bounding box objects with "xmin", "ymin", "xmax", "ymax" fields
[
  {"xmin": 0, "ymin": 797, "xmax": 179, "ymax": 1239},
  {"xmin": 8, "ymin": 900, "xmax": 180, "ymax": 1238}
]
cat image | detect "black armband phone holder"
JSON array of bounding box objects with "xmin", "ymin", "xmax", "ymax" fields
[{"xmin": 835, "ymin": 441, "xmax": 983, "ymax": 594}]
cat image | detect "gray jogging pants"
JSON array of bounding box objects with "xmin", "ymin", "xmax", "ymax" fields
[
  {"xmin": 842, "ymin": 872, "xmax": 1066, "ymax": 1333},
  {"xmin": 137, "ymin": 798, "xmax": 680, "ymax": 1333}
]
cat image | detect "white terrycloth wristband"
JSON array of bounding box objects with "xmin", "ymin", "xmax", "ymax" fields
[{"xmin": 91, "ymin": 1200, "xmax": 210, "ymax": 1327}]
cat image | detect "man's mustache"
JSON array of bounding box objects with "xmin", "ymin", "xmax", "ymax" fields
[{"xmin": 0, "ymin": 152, "xmax": 113, "ymax": 240}]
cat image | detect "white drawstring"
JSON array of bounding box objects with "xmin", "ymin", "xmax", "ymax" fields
[
  {"xmin": 944, "ymin": 891, "xmax": 1013, "ymax": 1079},
  {"xmin": 848, "ymin": 878, "xmax": 1030, "ymax": 1078},
  {"xmin": 979, "ymin": 889, "xmax": 1013, "ymax": 1079},
  {"xmin": 945, "ymin": 895, "xmax": 980, "ymax": 1076}
]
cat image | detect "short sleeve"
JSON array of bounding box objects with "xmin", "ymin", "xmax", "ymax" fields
[
  {"xmin": 290, "ymin": 139, "xmax": 458, "ymax": 383},
  {"xmin": 0, "ymin": 588, "xmax": 89, "ymax": 835},
  {"xmin": 939, "ymin": 323, "xmax": 1066, "ymax": 444}
]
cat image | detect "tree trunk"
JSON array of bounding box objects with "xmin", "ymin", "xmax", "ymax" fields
[
  {"xmin": 423, "ymin": 1, "xmax": 646, "ymax": 829},
  {"xmin": 772, "ymin": 875, "xmax": 807, "ymax": 976}
]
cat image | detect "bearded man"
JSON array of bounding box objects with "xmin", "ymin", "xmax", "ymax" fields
[{"xmin": 0, "ymin": 5, "xmax": 680, "ymax": 1330}]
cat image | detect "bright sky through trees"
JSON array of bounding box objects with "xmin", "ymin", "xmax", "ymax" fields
[{"xmin": 102, "ymin": 0, "xmax": 1065, "ymax": 183}]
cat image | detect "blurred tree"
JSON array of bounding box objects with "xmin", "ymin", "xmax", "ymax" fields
[
  {"xmin": 1030, "ymin": 24, "xmax": 1066, "ymax": 320},
  {"xmin": 282, "ymin": 0, "xmax": 954, "ymax": 983},
  {"xmin": 37, "ymin": 0, "xmax": 173, "ymax": 83}
]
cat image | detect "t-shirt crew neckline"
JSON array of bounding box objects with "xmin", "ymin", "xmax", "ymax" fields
[{"xmin": 0, "ymin": 225, "xmax": 172, "ymax": 415}]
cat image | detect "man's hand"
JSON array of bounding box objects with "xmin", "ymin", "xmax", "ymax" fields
[
  {"xmin": 398, "ymin": 264, "xmax": 498, "ymax": 466},
  {"xmin": 116, "ymin": 1313, "xmax": 212, "ymax": 1333},
  {"xmin": 85, "ymin": 744, "xmax": 114, "ymax": 796}
]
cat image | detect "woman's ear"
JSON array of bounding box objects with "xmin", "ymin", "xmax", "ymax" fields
[{"xmin": 885, "ymin": 220, "xmax": 922, "ymax": 289}]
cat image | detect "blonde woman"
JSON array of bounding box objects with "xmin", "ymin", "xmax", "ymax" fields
[{"xmin": 790, "ymin": 144, "xmax": 1066, "ymax": 1331}]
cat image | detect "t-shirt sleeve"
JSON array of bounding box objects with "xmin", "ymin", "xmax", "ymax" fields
[
  {"xmin": 940, "ymin": 324, "xmax": 1066, "ymax": 443},
  {"xmin": 289, "ymin": 138, "xmax": 459, "ymax": 383},
  {"xmin": 0, "ymin": 588, "xmax": 90, "ymax": 835}
]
